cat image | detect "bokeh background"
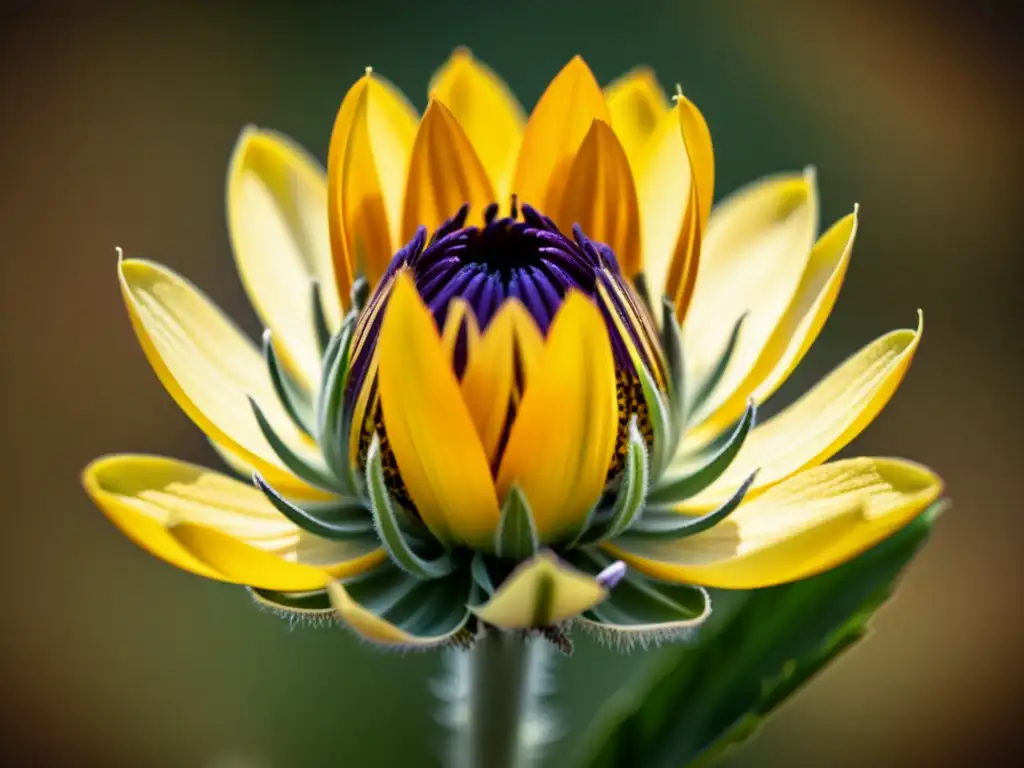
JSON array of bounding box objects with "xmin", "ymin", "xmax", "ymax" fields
[{"xmin": 1, "ymin": 0, "xmax": 1020, "ymax": 765}]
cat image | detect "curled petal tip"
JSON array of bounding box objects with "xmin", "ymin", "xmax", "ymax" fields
[{"xmin": 597, "ymin": 560, "xmax": 628, "ymax": 589}]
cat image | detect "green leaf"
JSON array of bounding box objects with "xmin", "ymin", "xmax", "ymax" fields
[
  {"xmin": 262, "ymin": 329, "xmax": 316, "ymax": 438},
  {"xmin": 248, "ymin": 396, "xmax": 342, "ymax": 493},
  {"xmin": 622, "ymin": 470, "xmax": 757, "ymax": 541},
  {"xmin": 252, "ymin": 470, "xmax": 376, "ymax": 540},
  {"xmin": 576, "ymin": 500, "xmax": 947, "ymax": 768},
  {"xmin": 366, "ymin": 434, "xmax": 457, "ymax": 579},
  {"xmin": 495, "ymin": 486, "xmax": 539, "ymax": 560},
  {"xmin": 660, "ymin": 298, "xmax": 687, "ymax": 453},
  {"xmin": 687, "ymin": 313, "xmax": 746, "ymax": 424},
  {"xmin": 649, "ymin": 400, "xmax": 757, "ymax": 505}
]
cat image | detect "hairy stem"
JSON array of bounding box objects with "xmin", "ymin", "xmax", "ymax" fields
[{"xmin": 468, "ymin": 630, "xmax": 532, "ymax": 768}]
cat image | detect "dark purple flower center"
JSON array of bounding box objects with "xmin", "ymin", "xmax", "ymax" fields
[{"xmin": 404, "ymin": 202, "xmax": 611, "ymax": 334}]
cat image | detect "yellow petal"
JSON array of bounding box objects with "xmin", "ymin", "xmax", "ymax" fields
[
  {"xmin": 752, "ymin": 210, "xmax": 858, "ymax": 403},
  {"xmin": 677, "ymin": 92, "xmax": 715, "ymax": 235},
  {"xmin": 118, "ymin": 257, "xmax": 330, "ymax": 501},
  {"xmin": 681, "ymin": 315, "xmax": 924, "ymax": 510},
  {"xmin": 439, "ymin": 297, "xmax": 480, "ymax": 367},
  {"xmin": 496, "ymin": 292, "xmax": 618, "ymax": 540},
  {"xmin": 83, "ymin": 455, "xmax": 383, "ymax": 590},
  {"xmin": 557, "ymin": 119, "xmax": 642, "ymax": 276},
  {"xmin": 168, "ymin": 522, "xmax": 381, "ymax": 591},
  {"xmin": 82, "ymin": 455, "xmax": 230, "ymax": 581},
  {"xmin": 604, "ymin": 67, "xmax": 669, "ymax": 166},
  {"xmin": 227, "ymin": 127, "xmax": 339, "ymax": 390},
  {"xmin": 683, "ymin": 170, "xmax": 819, "ymax": 426},
  {"xmin": 610, "ymin": 457, "xmax": 942, "ymax": 588},
  {"xmin": 460, "ymin": 301, "xmax": 520, "ymax": 461},
  {"xmin": 327, "ymin": 72, "xmax": 418, "ymax": 293},
  {"xmin": 429, "ymin": 47, "xmax": 526, "ymax": 204},
  {"xmin": 472, "ymin": 552, "xmax": 607, "ymax": 628},
  {"xmin": 634, "ymin": 104, "xmax": 691, "ymax": 308},
  {"xmin": 377, "ymin": 272, "xmax": 500, "ymax": 547},
  {"xmin": 511, "ymin": 56, "xmax": 612, "ymax": 214},
  {"xmin": 660, "ymin": 94, "xmax": 714, "ymax": 320},
  {"xmin": 401, "ymin": 99, "xmax": 496, "ymax": 242},
  {"xmin": 512, "ymin": 306, "xmax": 544, "ymax": 387}
]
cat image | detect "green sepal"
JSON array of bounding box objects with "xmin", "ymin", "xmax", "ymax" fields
[
  {"xmin": 649, "ymin": 399, "xmax": 757, "ymax": 504},
  {"xmin": 350, "ymin": 276, "xmax": 370, "ymax": 312},
  {"xmin": 341, "ymin": 559, "xmax": 475, "ymax": 645},
  {"xmin": 252, "ymin": 470, "xmax": 375, "ymax": 540},
  {"xmin": 248, "ymin": 396, "xmax": 343, "ymax": 493},
  {"xmin": 249, "ymin": 586, "xmax": 333, "ymax": 615},
  {"xmin": 567, "ymin": 549, "xmax": 710, "ymax": 648},
  {"xmin": 622, "ymin": 469, "xmax": 758, "ymax": 541},
  {"xmin": 310, "ymin": 280, "xmax": 333, "ymax": 355},
  {"xmin": 576, "ymin": 500, "xmax": 948, "ymax": 768},
  {"xmin": 660, "ymin": 298, "xmax": 687, "ymax": 453},
  {"xmin": 579, "ymin": 418, "xmax": 649, "ymax": 544},
  {"xmin": 471, "ymin": 552, "xmax": 496, "ymax": 596},
  {"xmin": 632, "ymin": 271, "xmax": 654, "ymax": 316},
  {"xmin": 262, "ymin": 329, "xmax": 316, "ymax": 439},
  {"xmin": 687, "ymin": 312, "xmax": 747, "ymax": 424},
  {"xmin": 366, "ymin": 434, "xmax": 457, "ymax": 580},
  {"xmin": 635, "ymin": 357, "xmax": 672, "ymax": 479},
  {"xmin": 316, "ymin": 312, "xmax": 358, "ymax": 493},
  {"xmin": 495, "ymin": 486, "xmax": 538, "ymax": 560}
]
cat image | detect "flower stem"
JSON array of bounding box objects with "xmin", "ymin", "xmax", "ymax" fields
[{"xmin": 467, "ymin": 630, "xmax": 532, "ymax": 768}]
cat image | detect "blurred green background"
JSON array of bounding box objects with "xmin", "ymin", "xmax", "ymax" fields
[{"xmin": 1, "ymin": 0, "xmax": 1020, "ymax": 765}]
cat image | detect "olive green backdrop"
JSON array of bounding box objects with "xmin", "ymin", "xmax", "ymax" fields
[{"xmin": 1, "ymin": 1, "xmax": 1020, "ymax": 765}]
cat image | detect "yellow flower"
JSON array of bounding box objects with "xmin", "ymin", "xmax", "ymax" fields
[{"xmin": 83, "ymin": 49, "xmax": 943, "ymax": 649}]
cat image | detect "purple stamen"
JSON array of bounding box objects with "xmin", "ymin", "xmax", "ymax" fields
[{"xmin": 597, "ymin": 561, "xmax": 628, "ymax": 589}]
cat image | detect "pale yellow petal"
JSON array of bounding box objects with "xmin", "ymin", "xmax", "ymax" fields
[
  {"xmin": 556, "ymin": 119, "xmax": 642, "ymax": 276},
  {"xmin": 472, "ymin": 552, "xmax": 607, "ymax": 628},
  {"xmin": 327, "ymin": 73, "xmax": 418, "ymax": 293},
  {"xmin": 496, "ymin": 292, "xmax": 618, "ymax": 540},
  {"xmin": 168, "ymin": 523, "xmax": 382, "ymax": 591},
  {"xmin": 688, "ymin": 209, "xmax": 857, "ymax": 445},
  {"xmin": 401, "ymin": 99, "xmax": 496, "ymax": 242},
  {"xmin": 82, "ymin": 455, "xmax": 231, "ymax": 581},
  {"xmin": 610, "ymin": 457, "xmax": 942, "ymax": 588},
  {"xmin": 227, "ymin": 127, "xmax": 338, "ymax": 389},
  {"xmin": 460, "ymin": 301, "xmax": 519, "ymax": 461},
  {"xmin": 604, "ymin": 67, "xmax": 669, "ymax": 165},
  {"xmin": 429, "ymin": 47, "xmax": 526, "ymax": 204},
  {"xmin": 377, "ymin": 272, "xmax": 500, "ymax": 547},
  {"xmin": 83, "ymin": 455, "xmax": 384, "ymax": 590},
  {"xmin": 681, "ymin": 315, "xmax": 924, "ymax": 510},
  {"xmin": 634, "ymin": 103, "xmax": 691, "ymax": 309},
  {"xmin": 511, "ymin": 56, "xmax": 612, "ymax": 214},
  {"xmin": 753, "ymin": 209, "xmax": 858, "ymax": 403},
  {"xmin": 684, "ymin": 170, "xmax": 819, "ymax": 425},
  {"xmin": 118, "ymin": 257, "xmax": 331, "ymax": 501}
]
